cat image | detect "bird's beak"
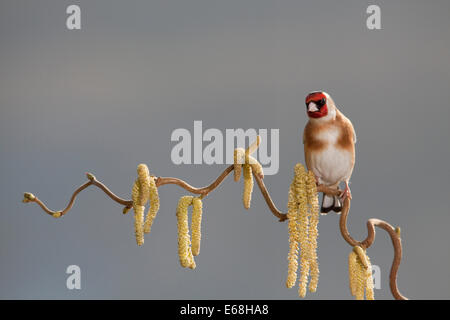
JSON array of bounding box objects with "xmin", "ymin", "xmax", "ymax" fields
[{"xmin": 308, "ymin": 102, "xmax": 319, "ymax": 112}]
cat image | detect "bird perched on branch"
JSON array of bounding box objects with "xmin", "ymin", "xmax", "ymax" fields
[{"xmin": 303, "ymin": 91, "xmax": 356, "ymax": 214}]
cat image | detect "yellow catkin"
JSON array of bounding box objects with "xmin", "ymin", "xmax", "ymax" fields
[
  {"xmin": 306, "ymin": 171, "xmax": 320, "ymax": 292},
  {"xmin": 235, "ymin": 137, "xmax": 263, "ymax": 206},
  {"xmin": 234, "ymin": 148, "xmax": 244, "ymax": 182},
  {"xmin": 191, "ymin": 197, "xmax": 203, "ymax": 256},
  {"xmin": 131, "ymin": 180, "xmax": 139, "ymax": 211},
  {"xmin": 137, "ymin": 164, "xmax": 150, "ymax": 206},
  {"xmin": 348, "ymin": 251, "xmax": 358, "ymax": 297},
  {"xmin": 354, "ymin": 245, "xmax": 369, "ymax": 269},
  {"xmin": 348, "ymin": 247, "xmax": 375, "ymax": 300},
  {"xmin": 132, "ymin": 180, "xmax": 145, "ymax": 246},
  {"xmin": 131, "ymin": 164, "xmax": 153, "ymax": 246},
  {"xmin": 286, "ymin": 181, "xmax": 300, "ymax": 288},
  {"xmin": 144, "ymin": 175, "xmax": 160, "ymax": 234},
  {"xmin": 285, "ymin": 164, "xmax": 320, "ymax": 298},
  {"xmin": 176, "ymin": 196, "xmax": 196, "ymax": 269},
  {"xmin": 134, "ymin": 205, "xmax": 145, "ymax": 246},
  {"xmin": 295, "ymin": 165, "xmax": 309, "ymax": 298},
  {"xmin": 187, "ymin": 244, "xmax": 196, "ymax": 270},
  {"xmin": 243, "ymin": 163, "xmax": 253, "ymax": 209},
  {"xmin": 365, "ymin": 256, "xmax": 375, "ymax": 300},
  {"xmin": 355, "ymin": 256, "xmax": 365, "ymax": 300}
]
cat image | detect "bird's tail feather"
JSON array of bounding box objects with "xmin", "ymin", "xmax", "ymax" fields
[
  {"xmin": 332, "ymin": 195, "xmax": 342, "ymax": 213},
  {"xmin": 320, "ymin": 194, "xmax": 334, "ymax": 215},
  {"xmin": 320, "ymin": 194, "xmax": 342, "ymax": 215}
]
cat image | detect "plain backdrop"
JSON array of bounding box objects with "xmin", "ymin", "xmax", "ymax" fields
[{"xmin": 1, "ymin": 0, "xmax": 449, "ymax": 299}]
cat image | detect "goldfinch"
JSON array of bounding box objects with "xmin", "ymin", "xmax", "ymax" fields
[{"xmin": 303, "ymin": 91, "xmax": 356, "ymax": 214}]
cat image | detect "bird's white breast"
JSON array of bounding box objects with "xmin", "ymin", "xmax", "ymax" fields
[{"xmin": 310, "ymin": 128, "xmax": 353, "ymax": 186}]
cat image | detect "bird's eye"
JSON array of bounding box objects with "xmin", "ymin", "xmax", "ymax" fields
[{"xmin": 319, "ymin": 98, "xmax": 326, "ymax": 106}]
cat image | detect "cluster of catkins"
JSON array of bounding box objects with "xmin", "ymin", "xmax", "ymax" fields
[
  {"xmin": 348, "ymin": 246, "xmax": 375, "ymax": 300},
  {"xmin": 131, "ymin": 164, "xmax": 160, "ymax": 246},
  {"xmin": 233, "ymin": 141, "xmax": 263, "ymax": 209},
  {"xmin": 286, "ymin": 163, "xmax": 320, "ymax": 298},
  {"xmin": 130, "ymin": 165, "xmax": 205, "ymax": 269},
  {"xmin": 176, "ymin": 196, "xmax": 203, "ymax": 269}
]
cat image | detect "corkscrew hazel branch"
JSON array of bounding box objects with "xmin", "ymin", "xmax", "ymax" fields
[
  {"xmin": 21, "ymin": 137, "xmax": 407, "ymax": 300},
  {"xmin": 22, "ymin": 173, "xmax": 133, "ymax": 218}
]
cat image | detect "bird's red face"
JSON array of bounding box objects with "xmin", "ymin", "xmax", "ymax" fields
[{"xmin": 305, "ymin": 92, "xmax": 328, "ymax": 119}]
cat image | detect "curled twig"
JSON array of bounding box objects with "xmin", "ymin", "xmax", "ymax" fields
[
  {"xmin": 22, "ymin": 173, "xmax": 133, "ymax": 218},
  {"xmin": 317, "ymin": 184, "xmax": 407, "ymax": 300}
]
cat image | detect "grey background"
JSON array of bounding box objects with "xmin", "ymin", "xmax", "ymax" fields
[{"xmin": 1, "ymin": 0, "xmax": 449, "ymax": 299}]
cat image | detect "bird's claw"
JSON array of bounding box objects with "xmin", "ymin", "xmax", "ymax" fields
[{"xmin": 340, "ymin": 185, "xmax": 352, "ymax": 200}]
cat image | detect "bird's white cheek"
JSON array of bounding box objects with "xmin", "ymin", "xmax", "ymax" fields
[{"xmin": 308, "ymin": 102, "xmax": 319, "ymax": 112}]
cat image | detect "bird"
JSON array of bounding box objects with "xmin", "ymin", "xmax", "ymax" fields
[{"xmin": 302, "ymin": 91, "xmax": 356, "ymax": 214}]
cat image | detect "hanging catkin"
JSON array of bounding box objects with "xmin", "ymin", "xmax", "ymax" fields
[
  {"xmin": 191, "ymin": 197, "xmax": 203, "ymax": 256},
  {"xmin": 348, "ymin": 250, "xmax": 358, "ymax": 296},
  {"xmin": 295, "ymin": 165, "xmax": 309, "ymax": 298},
  {"xmin": 144, "ymin": 175, "xmax": 160, "ymax": 234},
  {"xmin": 137, "ymin": 164, "xmax": 150, "ymax": 205},
  {"xmin": 132, "ymin": 179, "xmax": 145, "ymax": 246},
  {"xmin": 285, "ymin": 163, "xmax": 320, "ymax": 298},
  {"xmin": 234, "ymin": 136, "xmax": 264, "ymax": 209},
  {"xmin": 286, "ymin": 179, "xmax": 300, "ymax": 288},
  {"xmin": 365, "ymin": 261, "xmax": 375, "ymax": 300},
  {"xmin": 130, "ymin": 164, "xmax": 153, "ymax": 246},
  {"xmin": 306, "ymin": 171, "xmax": 319, "ymax": 292},
  {"xmin": 243, "ymin": 163, "xmax": 253, "ymax": 209},
  {"xmin": 176, "ymin": 196, "xmax": 196, "ymax": 269},
  {"xmin": 348, "ymin": 246, "xmax": 375, "ymax": 300}
]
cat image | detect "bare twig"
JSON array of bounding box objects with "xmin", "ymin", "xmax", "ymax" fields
[
  {"xmin": 155, "ymin": 165, "xmax": 234, "ymax": 197},
  {"xmin": 22, "ymin": 173, "xmax": 133, "ymax": 217}
]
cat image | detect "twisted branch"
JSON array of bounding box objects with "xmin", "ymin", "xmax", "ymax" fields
[
  {"xmin": 22, "ymin": 166, "xmax": 286, "ymax": 221},
  {"xmin": 22, "ymin": 168, "xmax": 406, "ymax": 299},
  {"xmin": 22, "ymin": 173, "xmax": 133, "ymax": 217},
  {"xmin": 317, "ymin": 185, "xmax": 407, "ymax": 300}
]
